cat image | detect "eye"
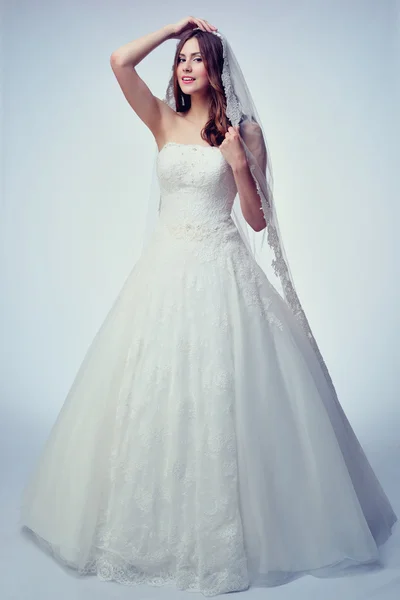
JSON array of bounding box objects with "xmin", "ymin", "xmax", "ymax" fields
[{"xmin": 178, "ymin": 57, "xmax": 202, "ymax": 63}]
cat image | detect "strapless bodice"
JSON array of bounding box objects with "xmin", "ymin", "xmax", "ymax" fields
[{"xmin": 156, "ymin": 142, "xmax": 238, "ymax": 240}]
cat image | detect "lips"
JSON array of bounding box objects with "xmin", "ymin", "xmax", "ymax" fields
[{"xmin": 182, "ymin": 77, "xmax": 195, "ymax": 83}]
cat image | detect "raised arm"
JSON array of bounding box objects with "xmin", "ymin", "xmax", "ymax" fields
[{"xmin": 110, "ymin": 25, "xmax": 176, "ymax": 141}]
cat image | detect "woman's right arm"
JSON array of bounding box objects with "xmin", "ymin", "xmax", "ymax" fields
[{"xmin": 110, "ymin": 24, "xmax": 176, "ymax": 140}]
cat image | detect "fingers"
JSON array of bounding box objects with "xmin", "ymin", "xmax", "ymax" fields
[
  {"xmin": 192, "ymin": 17, "xmax": 217, "ymax": 32},
  {"xmin": 202, "ymin": 19, "xmax": 218, "ymax": 32},
  {"xmin": 225, "ymin": 126, "xmax": 241, "ymax": 141},
  {"xmin": 226, "ymin": 126, "xmax": 239, "ymax": 136}
]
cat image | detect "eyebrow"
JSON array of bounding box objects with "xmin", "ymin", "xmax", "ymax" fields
[{"xmin": 178, "ymin": 52, "xmax": 202, "ymax": 57}]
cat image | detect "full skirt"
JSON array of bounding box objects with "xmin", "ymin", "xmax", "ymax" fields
[{"xmin": 20, "ymin": 219, "xmax": 397, "ymax": 596}]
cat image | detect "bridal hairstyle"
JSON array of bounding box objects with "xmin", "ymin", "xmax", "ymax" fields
[{"xmin": 170, "ymin": 29, "xmax": 232, "ymax": 147}]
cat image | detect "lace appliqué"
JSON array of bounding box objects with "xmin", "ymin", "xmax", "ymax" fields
[
  {"xmin": 154, "ymin": 144, "xmax": 284, "ymax": 332},
  {"xmin": 20, "ymin": 143, "xmax": 282, "ymax": 598},
  {"xmin": 22, "ymin": 527, "xmax": 249, "ymax": 596},
  {"xmin": 162, "ymin": 35, "xmax": 329, "ymax": 389},
  {"xmin": 248, "ymin": 163, "xmax": 336, "ymax": 389},
  {"xmin": 216, "ymin": 32, "xmax": 242, "ymax": 127}
]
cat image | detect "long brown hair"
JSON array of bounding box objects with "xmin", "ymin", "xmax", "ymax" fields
[{"xmin": 171, "ymin": 30, "xmax": 231, "ymax": 147}]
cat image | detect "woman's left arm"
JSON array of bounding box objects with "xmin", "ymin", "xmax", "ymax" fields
[
  {"xmin": 220, "ymin": 126, "xmax": 267, "ymax": 232},
  {"xmin": 232, "ymin": 160, "xmax": 266, "ymax": 232}
]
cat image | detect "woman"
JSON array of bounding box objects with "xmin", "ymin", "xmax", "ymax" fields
[{"xmin": 20, "ymin": 16, "xmax": 397, "ymax": 597}]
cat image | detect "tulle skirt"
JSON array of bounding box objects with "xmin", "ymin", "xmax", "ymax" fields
[{"xmin": 20, "ymin": 218, "xmax": 397, "ymax": 596}]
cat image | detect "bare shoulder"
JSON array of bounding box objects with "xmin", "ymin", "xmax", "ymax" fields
[
  {"xmin": 110, "ymin": 56, "xmax": 178, "ymax": 149},
  {"xmin": 154, "ymin": 112, "xmax": 212, "ymax": 150}
]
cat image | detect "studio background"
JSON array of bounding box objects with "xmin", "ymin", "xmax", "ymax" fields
[
  {"xmin": 1, "ymin": 1, "xmax": 399, "ymax": 599},
  {"xmin": 1, "ymin": 0, "xmax": 399, "ymax": 518}
]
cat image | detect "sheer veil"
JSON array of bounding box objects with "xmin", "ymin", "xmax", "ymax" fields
[{"xmin": 142, "ymin": 29, "xmax": 338, "ymax": 396}]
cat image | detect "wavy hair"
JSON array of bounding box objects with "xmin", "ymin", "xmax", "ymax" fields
[{"xmin": 170, "ymin": 30, "xmax": 232, "ymax": 147}]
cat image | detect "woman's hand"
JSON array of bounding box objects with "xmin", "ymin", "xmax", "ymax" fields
[
  {"xmin": 219, "ymin": 127, "xmax": 247, "ymax": 170},
  {"xmin": 169, "ymin": 16, "xmax": 218, "ymax": 40}
]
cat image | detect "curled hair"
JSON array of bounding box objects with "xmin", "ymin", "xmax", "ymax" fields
[{"xmin": 170, "ymin": 30, "xmax": 232, "ymax": 147}]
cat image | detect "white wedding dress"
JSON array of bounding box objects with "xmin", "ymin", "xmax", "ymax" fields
[{"xmin": 20, "ymin": 142, "xmax": 397, "ymax": 596}]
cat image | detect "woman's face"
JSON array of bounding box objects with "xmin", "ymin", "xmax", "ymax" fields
[{"xmin": 176, "ymin": 37, "xmax": 209, "ymax": 95}]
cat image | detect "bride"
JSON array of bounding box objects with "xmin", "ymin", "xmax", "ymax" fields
[{"xmin": 19, "ymin": 16, "xmax": 397, "ymax": 597}]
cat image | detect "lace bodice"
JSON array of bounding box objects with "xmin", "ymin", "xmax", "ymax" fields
[{"xmin": 156, "ymin": 142, "xmax": 238, "ymax": 238}]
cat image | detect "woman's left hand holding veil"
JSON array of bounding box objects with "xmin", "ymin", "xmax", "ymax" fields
[{"xmin": 219, "ymin": 126, "xmax": 247, "ymax": 170}]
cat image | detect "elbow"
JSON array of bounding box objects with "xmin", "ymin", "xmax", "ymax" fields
[
  {"xmin": 252, "ymin": 216, "xmax": 267, "ymax": 232},
  {"xmin": 243, "ymin": 207, "xmax": 266, "ymax": 233},
  {"xmin": 110, "ymin": 51, "xmax": 125, "ymax": 68},
  {"xmin": 110, "ymin": 52, "xmax": 120, "ymax": 66}
]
